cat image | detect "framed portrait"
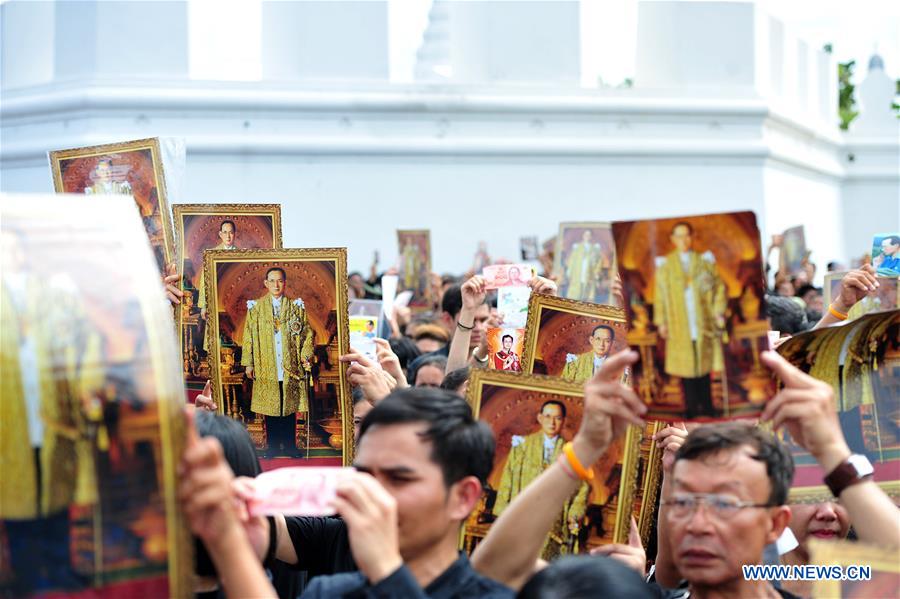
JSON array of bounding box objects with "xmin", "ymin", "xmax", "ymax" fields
[
  {"xmin": 520, "ymin": 294, "xmax": 628, "ymax": 383},
  {"xmin": 520, "ymin": 236, "xmax": 539, "ymax": 261},
  {"xmin": 1, "ymin": 194, "xmax": 189, "ymax": 597},
  {"xmin": 463, "ymin": 370, "xmax": 640, "ymax": 558},
  {"xmin": 872, "ymin": 233, "xmax": 900, "ymax": 277},
  {"xmin": 203, "ymin": 248, "xmax": 352, "ymax": 464},
  {"xmin": 349, "ymin": 298, "xmax": 382, "ymax": 363},
  {"xmin": 486, "ymin": 328, "xmax": 526, "ymax": 372},
  {"xmin": 397, "ymin": 229, "xmax": 432, "ymax": 310},
  {"xmin": 780, "ymin": 225, "xmax": 807, "ymax": 277},
  {"xmin": 612, "ymin": 211, "xmax": 774, "ymax": 422},
  {"xmin": 824, "ymin": 272, "xmax": 899, "ymax": 322},
  {"xmin": 778, "ymin": 309, "xmax": 900, "ymax": 504},
  {"xmin": 518, "ymin": 294, "xmax": 663, "ymax": 544},
  {"xmin": 172, "ymin": 204, "xmax": 283, "ymax": 391},
  {"xmin": 810, "ymin": 539, "xmax": 900, "ymax": 598},
  {"xmin": 553, "ymin": 222, "xmax": 617, "ymax": 305},
  {"xmin": 49, "ymin": 138, "xmax": 175, "ymax": 275}
]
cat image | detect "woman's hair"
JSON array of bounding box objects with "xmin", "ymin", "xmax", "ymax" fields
[{"xmin": 518, "ymin": 556, "xmax": 658, "ymax": 599}]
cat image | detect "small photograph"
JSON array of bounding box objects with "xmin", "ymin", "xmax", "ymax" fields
[
  {"xmin": 824, "ymin": 272, "xmax": 899, "ymax": 322},
  {"xmin": 612, "ymin": 211, "xmax": 774, "ymax": 421},
  {"xmin": 397, "ymin": 229, "xmax": 432, "ymax": 310},
  {"xmin": 497, "ymin": 286, "xmax": 532, "ymax": 328},
  {"xmin": 49, "ymin": 138, "xmax": 175, "ymax": 274},
  {"xmin": 779, "ymin": 310, "xmax": 899, "ymax": 505},
  {"xmin": 486, "ymin": 328, "xmax": 526, "ymax": 372},
  {"xmin": 520, "ymin": 295, "xmax": 628, "ymax": 384},
  {"xmin": 780, "ymin": 225, "xmax": 807, "ymax": 277},
  {"xmin": 204, "ymin": 248, "xmax": 351, "ymax": 462},
  {"xmin": 464, "ymin": 371, "xmax": 640, "ymax": 559},
  {"xmin": 173, "ymin": 204, "xmax": 282, "ymax": 388},
  {"xmin": 482, "ymin": 264, "xmax": 535, "ymax": 289},
  {"xmin": 349, "ymin": 298, "xmax": 382, "ymax": 363},
  {"xmin": 872, "ymin": 233, "xmax": 900, "ymax": 276},
  {"xmin": 553, "ymin": 222, "xmax": 617, "ymax": 305},
  {"xmin": 520, "ymin": 236, "xmax": 539, "ymax": 261}
]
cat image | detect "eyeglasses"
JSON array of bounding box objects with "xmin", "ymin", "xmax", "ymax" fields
[{"xmin": 662, "ymin": 493, "xmax": 775, "ymax": 520}]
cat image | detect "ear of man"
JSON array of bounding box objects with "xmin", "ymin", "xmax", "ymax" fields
[{"xmin": 447, "ymin": 476, "xmax": 484, "ymax": 522}]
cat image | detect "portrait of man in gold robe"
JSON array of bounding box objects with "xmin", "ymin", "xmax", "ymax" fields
[
  {"xmin": 653, "ymin": 221, "xmax": 727, "ymax": 418},
  {"xmin": 401, "ymin": 239, "xmax": 422, "ymax": 293},
  {"xmin": 82, "ymin": 158, "xmax": 132, "ymax": 197},
  {"xmin": 493, "ymin": 400, "xmax": 589, "ymax": 559},
  {"xmin": 563, "ymin": 230, "xmax": 603, "ymax": 302},
  {"xmin": 562, "ymin": 325, "xmax": 615, "ymax": 384},
  {"xmin": 241, "ymin": 267, "xmax": 315, "ymax": 457}
]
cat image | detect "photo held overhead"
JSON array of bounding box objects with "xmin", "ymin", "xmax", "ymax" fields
[{"xmin": 612, "ymin": 211, "xmax": 774, "ymax": 421}]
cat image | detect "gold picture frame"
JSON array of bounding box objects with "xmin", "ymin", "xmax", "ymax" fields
[
  {"xmin": 464, "ymin": 369, "xmax": 640, "ymax": 556},
  {"xmin": 172, "ymin": 204, "xmax": 283, "ymax": 389},
  {"xmin": 552, "ymin": 222, "xmax": 617, "ymax": 305},
  {"xmin": 49, "ymin": 138, "xmax": 175, "ymax": 275},
  {"xmin": 203, "ymin": 248, "xmax": 353, "ymax": 465},
  {"xmin": 810, "ymin": 539, "xmax": 900, "ymax": 598}
]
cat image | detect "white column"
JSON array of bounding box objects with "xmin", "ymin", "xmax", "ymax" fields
[
  {"xmin": 448, "ymin": 0, "xmax": 580, "ymax": 85},
  {"xmin": 1, "ymin": 0, "xmax": 56, "ymax": 90},
  {"xmin": 54, "ymin": 0, "xmax": 188, "ymax": 81},
  {"xmin": 262, "ymin": 0, "xmax": 388, "ymax": 81}
]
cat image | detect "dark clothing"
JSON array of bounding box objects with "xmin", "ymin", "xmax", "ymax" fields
[
  {"xmin": 682, "ymin": 374, "xmax": 714, "ymax": 419},
  {"xmin": 284, "ymin": 516, "xmax": 356, "ymax": 579},
  {"xmin": 406, "ymin": 345, "xmax": 451, "ymax": 386},
  {"xmin": 300, "ymin": 553, "xmax": 513, "ymax": 598},
  {"xmin": 660, "ymin": 586, "xmax": 799, "ymax": 599},
  {"xmin": 266, "ymin": 413, "xmax": 297, "ymax": 455}
]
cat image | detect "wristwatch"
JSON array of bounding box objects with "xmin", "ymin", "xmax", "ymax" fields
[{"xmin": 824, "ymin": 454, "xmax": 873, "ymax": 497}]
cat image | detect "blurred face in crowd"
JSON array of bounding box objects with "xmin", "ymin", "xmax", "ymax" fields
[
  {"xmin": 264, "ymin": 270, "xmax": 285, "ymax": 299},
  {"xmin": 668, "ymin": 446, "xmax": 789, "ymax": 590},
  {"xmin": 354, "ymin": 422, "xmax": 476, "ymax": 561},
  {"xmin": 466, "ymin": 304, "xmax": 491, "ymax": 350},
  {"xmin": 537, "ymin": 403, "xmax": 564, "ymax": 438},
  {"xmin": 415, "ymin": 337, "xmax": 443, "ymax": 354},
  {"xmin": 415, "ymin": 364, "xmax": 444, "ymax": 388},
  {"xmin": 218, "ymin": 222, "xmax": 235, "ymax": 247},
  {"xmin": 788, "ymin": 501, "xmax": 850, "ymax": 547},
  {"xmin": 349, "ymin": 273, "xmax": 365, "ymax": 297},
  {"xmin": 590, "ymin": 327, "xmax": 613, "ymax": 358},
  {"xmin": 802, "ymin": 290, "xmax": 824, "ymax": 315},
  {"xmin": 353, "ymin": 400, "xmax": 373, "ymax": 441},
  {"xmin": 671, "ymin": 224, "xmax": 693, "ymax": 253}
]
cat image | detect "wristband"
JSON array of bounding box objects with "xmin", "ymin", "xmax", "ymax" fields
[
  {"xmin": 562, "ymin": 442, "xmax": 594, "ymax": 482},
  {"xmin": 457, "ymin": 320, "xmax": 475, "ymax": 331},
  {"xmin": 828, "ymin": 304, "xmax": 848, "ymax": 321},
  {"xmin": 556, "ymin": 453, "xmax": 578, "ymax": 481},
  {"xmin": 471, "ymin": 347, "xmax": 488, "ymax": 363}
]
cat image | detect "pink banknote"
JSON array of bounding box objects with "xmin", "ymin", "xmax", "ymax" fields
[
  {"xmin": 248, "ymin": 467, "xmax": 353, "ymax": 517},
  {"xmin": 482, "ymin": 264, "xmax": 535, "ymax": 289}
]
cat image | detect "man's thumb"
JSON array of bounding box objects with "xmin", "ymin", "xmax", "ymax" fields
[{"xmin": 628, "ymin": 516, "xmax": 642, "ymax": 548}]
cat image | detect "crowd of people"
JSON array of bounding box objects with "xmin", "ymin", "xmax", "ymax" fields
[{"xmin": 176, "ymin": 248, "xmax": 899, "ymax": 599}]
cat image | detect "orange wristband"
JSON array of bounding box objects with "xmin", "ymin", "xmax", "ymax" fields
[
  {"xmin": 562, "ymin": 442, "xmax": 594, "ymax": 482},
  {"xmin": 828, "ymin": 304, "xmax": 848, "ymax": 321}
]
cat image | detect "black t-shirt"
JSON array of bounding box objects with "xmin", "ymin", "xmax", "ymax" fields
[{"xmin": 284, "ymin": 516, "xmax": 356, "ymax": 580}]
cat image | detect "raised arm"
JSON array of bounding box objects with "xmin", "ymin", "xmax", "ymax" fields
[
  {"xmin": 761, "ymin": 351, "xmax": 900, "ymax": 547},
  {"xmin": 471, "ymin": 351, "xmax": 646, "ymax": 590},
  {"xmin": 813, "ymin": 265, "xmax": 879, "ymax": 329},
  {"xmin": 446, "ymin": 276, "xmax": 486, "ymax": 373}
]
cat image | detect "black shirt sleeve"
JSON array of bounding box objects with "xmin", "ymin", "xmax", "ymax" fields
[{"xmin": 283, "ymin": 516, "xmax": 355, "ymax": 577}]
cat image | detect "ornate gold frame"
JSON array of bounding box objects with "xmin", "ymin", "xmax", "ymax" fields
[
  {"xmin": 173, "ymin": 204, "xmax": 283, "ymax": 384},
  {"xmin": 202, "ymin": 247, "xmax": 352, "ymax": 465},
  {"xmin": 397, "ymin": 229, "xmax": 432, "ymax": 309},
  {"xmin": 48, "ymin": 137, "xmax": 175, "ymax": 271},
  {"xmin": 810, "ymin": 539, "xmax": 900, "ymax": 598},
  {"xmin": 465, "ymin": 369, "xmax": 641, "ymax": 547},
  {"xmin": 520, "ymin": 294, "xmax": 627, "ymax": 373}
]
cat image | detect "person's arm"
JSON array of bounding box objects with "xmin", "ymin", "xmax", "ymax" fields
[
  {"xmin": 812, "ymin": 265, "xmax": 879, "ymax": 329},
  {"xmin": 651, "ymin": 423, "xmax": 689, "ymax": 588},
  {"xmin": 761, "ymin": 351, "xmax": 900, "ymax": 547},
  {"xmin": 446, "ymin": 276, "xmax": 486, "ymax": 373},
  {"xmin": 471, "ymin": 351, "xmax": 647, "ymax": 590}
]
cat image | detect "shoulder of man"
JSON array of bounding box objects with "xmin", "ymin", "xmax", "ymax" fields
[
  {"xmin": 292, "ymin": 297, "xmax": 305, "ymax": 310},
  {"xmin": 701, "ymin": 250, "xmax": 716, "ymax": 264},
  {"xmin": 300, "ymin": 571, "xmax": 366, "ymax": 598},
  {"xmin": 655, "ymin": 255, "xmax": 668, "ymax": 268},
  {"xmin": 246, "ymin": 298, "xmax": 259, "ymax": 310}
]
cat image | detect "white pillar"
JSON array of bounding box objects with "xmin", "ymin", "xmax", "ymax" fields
[
  {"xmin": 262, "ymin": 0, "xmax": 388, "ymax": 81},
  {"xmin": 1, "ymin": 0, "xmax": 56, "ymax": 90},
  {"xmin": 53, "ymin": 0, "xmax": 188, "ymax": 81},
  {"xmin": 448, "ymin": 0, "xmax": 580, "ymax": 85}
]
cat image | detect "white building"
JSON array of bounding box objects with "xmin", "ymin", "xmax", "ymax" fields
[{"xmin": 1, "ymin": 0, "xmax": 897, "ymax": 277}]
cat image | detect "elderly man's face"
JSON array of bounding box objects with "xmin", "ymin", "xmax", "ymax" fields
[
  {"xmin": 537, "ymin": 404, "xmax": 564, "ymax": 437},
  {"xmin": 219, "ymin": 223, "xmax": 235, "ymax": 247},
  {"xmin": 264, "ymin": 271, "xmax": 285, "ymax": 298},
  {"xmin": 668, "ymin": 447, "xmax": 787, "ymax": 589},
  {"xmin": 671, "ymin": 224, "xmax": 693, "ymax": 253},
  {"xmin": 590, "ymin": 328, "xmax": 613, "ymax": 357},
  {"xmin": 882, "ymin": 238, "xmax": 899, "ymax": 257},
  {"xmin": 95, "ymin": 161, "xmax": 112, "ymax": 182}
]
